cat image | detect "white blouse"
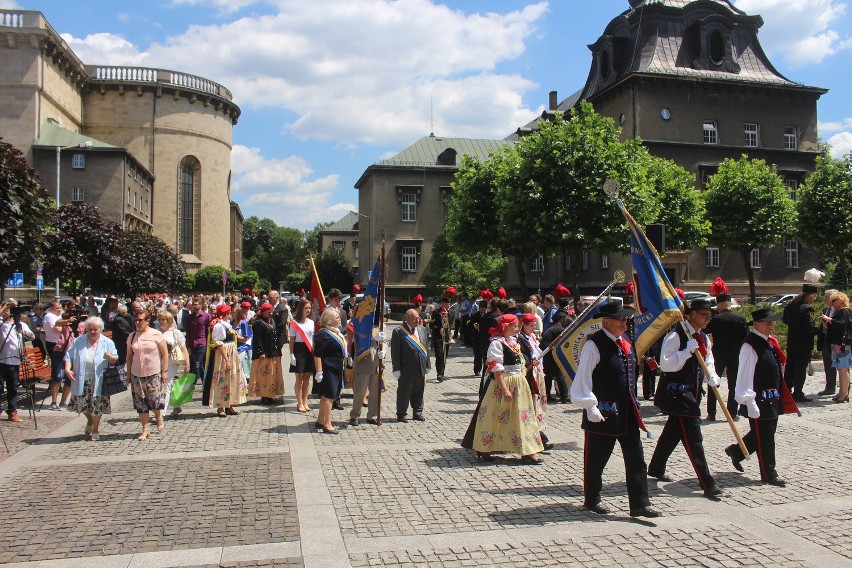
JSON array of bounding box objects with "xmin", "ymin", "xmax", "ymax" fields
[{"xmin": 289, "ymin": 319, "xmax": 315, "ymax": 345}]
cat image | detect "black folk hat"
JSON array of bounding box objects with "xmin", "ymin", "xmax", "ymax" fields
[
  {"xmin": 596, "ymin": 302, "xmax": 636, "ymax": 319},
  {"xmin": 749, "ymin": 307, "xmax": 783, "ymax": 324},
  {"xmin": 802, "ymin": 283, "xmax": 820, "ymax": 294},
  {"xmin": 715, "ymin": 293, "xmax": 732, "ymax": 303},
  {"xmin": 687, "ymin": 298, "xmax": 715, "ymax": 314}
]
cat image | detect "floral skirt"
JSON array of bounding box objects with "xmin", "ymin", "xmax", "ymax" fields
[
  {"xmin": 131, "ymin": 372, "xmax": 166, "ymax": 414},
  {"xmin": 210, "ymin": 342, "xmax": 248, "ymax": 407},
  {"xmin": 248, "ymin": 357, "xmax": 285, "ymax": 398},
  {"xmin": 531, "ymin": 367, "xmax": 548, "ymax": 432},
  {"xmin": 471, "ymin": 372, "xmax": 543, "ymax": 456},
  {"xmin": 69, "ymin": 376, "xmax": 111, "ymax": 416},
  {"xmin": 833, "ymin": 344, "xmax": 852, "ymax": 369}
]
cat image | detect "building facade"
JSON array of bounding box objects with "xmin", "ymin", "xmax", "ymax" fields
[
  {"xmin": 317, "ymin": 212, "xmax": 360, "ymax": 277},
  {"xmin": 0, "ymin": 10, "xmax": 243, "ymax": 272}
]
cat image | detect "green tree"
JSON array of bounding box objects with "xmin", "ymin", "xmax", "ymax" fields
[
  {"xmin": 194, "ymin": 264, "xmax": 234, "ymax": 293},
  {"xmin": 116, "ymin": 231, "xmax": 186, "ymax": 296},
  {"xmin": 646, "ymin": 155, "xmax": 710, "ymax": 251},
  {"xmin": 311, "ymin": 248, "xmax": 354, "ymax": 294},
  {"xmin": 424, "ymin": 232, "xmax": 507, "ymax": 297},
  {"xmin": 0, "ymin": 139, "xmax": 54, "ymax": 298},
  {"xmin": 705, "ymin": 155, "xmax": 796, "ymax": 303},
  {"xmin": 303, "ymin": 221, "xmax": 333, "ymax": 255},
  {"xmin": 43, "ymin": 203, "xmax": 124, "ymax": 294},
  {"xmin": 242, "ymin": 216, "xmax": 277, "ymax": 259},
  {"xmin": 796, "ymin": 153, "xmax": 852, "ymax": 288},
  {"xmin": 234, "ymin": 270, "xmax": 262, "ymax": 294}
]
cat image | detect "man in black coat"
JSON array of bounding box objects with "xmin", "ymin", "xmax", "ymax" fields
[
  {"xmin": 782, "ymin": 284, "xmax": 820, "ymax": 402},
  {"xmin": 469, "ymin": 300, "xmax": 488, "ymax": 377},
  {"xmin": 705, "ymin": 293, "xmax": 748, "ymax": 420},
  {"xmin": 570, "ymin": 303, "xmax": 659, "ymax": 518},
  {"xmin": 541, "ymin": 311, "xmax": 571, "ymax": 403},
  {"xmin": 649, "ymin": 299, "xmax": 724, "ymax": 500}
]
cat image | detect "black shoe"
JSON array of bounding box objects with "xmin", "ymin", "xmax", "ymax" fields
[
  {"xmin": 765, "ymin": 477, "xmax": 786, "ymax": 487},
  {"xmin": 818, "ymin": 389, "xmax": 836, "ymax": 396},
  {"xmin": 542, "ymin": 442, "xmax": 555, "ymax": 451},
  {"xmin": 397, "ymin": 416, "xmax": 408, "ymax": 423},
  {"xmin": 366, "ymin": 418, "xmax": 378, "ymax": 425},
  {"xmin": 648, "ymin": 470, "xmax": 673, "ymax": 482},
  {"xmin": 436, "ymin": 375, "xmax": 445, "ymax": 382},
  {"xmin": 349, "ymin": 418, "xmax": 359, "ymax": 426},
  {"xmin": 585, "ymin": 501, "xmax": 610, "ymax": 515},
  {"xmin": 704, "ymin": 486, "xmax": 724, "ymax": 500},
  {"xmin": 322, "ymin": 428, "xmax": 339, "ymax": 435},
  {"xmin": 313, "ymin": 422, "xmax": 324, "ymax": 431},
  {"xmin": 725, "ymin": 446, "xmax": 744, "ymax": 472},
  {"xmin": 413, "ymin": 414, "xmax": 425, "ymax": 422},
  {"xmin": 792, "ymin": 393, "xmax": 812, "ymax": 403},
  {"xmin": 560, "ymin": 397, "xmax": 571, "ymax": 404},
  {"xmin": 629, "ymin": 505, "xmax": 661, "ymax": 518},
  {"xmin": 332, "ymin": 401, "xmax": 345, "ymax": 410},
  {"xmin": 546, "ymin": 395, "xmax": 558, "ymax": 403},
  {"xmin": 706, "ymin": 416, "xmax": 716, "ymax": 422}
]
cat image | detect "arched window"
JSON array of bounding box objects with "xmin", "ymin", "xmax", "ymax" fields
[
  {"xmin": 178, "ymin": 156, "xmax": 201, "ymax": 255},
  {"xmin": 709, "ymin": 30, "xmax": 724, "ymax": 65}
]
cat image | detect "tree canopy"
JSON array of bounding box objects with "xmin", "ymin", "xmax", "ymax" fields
[
  {"xmin": 117, "ymin": 231, "xmax": 187, "ymax": 296},
  {"xmin": 796, "ymin": 152, "xmax": 852, "ymax": 288},
  {"xmin": 424, "ymin": 232, "xmax": 507, "ymax": 297},
  {"xmin": 705, "ymin": 155, "xmax": 796, "ymax": 303}
]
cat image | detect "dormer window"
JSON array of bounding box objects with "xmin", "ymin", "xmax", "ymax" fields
[
  {"xmin": 600, "ymin": 49, "xmax": 610, "ymax": 80},
  {"xmin": 709, "ymin": 31, "xmax": 725, "ymax": 65}
]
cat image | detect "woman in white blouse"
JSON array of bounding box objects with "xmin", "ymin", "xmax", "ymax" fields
[
  {"xmin": 289, "ymin": 299, "xmax": 315, "ymax": 413},
  {"xmin": 209, "ymin": 304, "xmax": 247, "ymax": 417}
]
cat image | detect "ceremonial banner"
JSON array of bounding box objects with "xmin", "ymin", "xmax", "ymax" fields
[
  {"xmin": 309, "ymin": 256, "xmax": 326, "ymax": 322},
  {"xmin": 353, "ymin": 256, "xmax": 382, "ymax": 361},
  {"xmin": 552, "ymin": 300, "xmax": 608, "ymax": 382},
  {"xmin": 623, "ymin": 208, "xmax": 684, "ymax": 358}
]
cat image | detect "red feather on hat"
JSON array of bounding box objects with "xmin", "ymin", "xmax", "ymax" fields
[
  {"xmin": 353, "ymin": 284, "xmax": 361, "ymax": 292},
  {"xmin": 480, "ymin": 289, "xmax": 494, "ymax": 301},
  {"xmin": 412, "ymin": 294, "xmax": 423, "ymax": 304},
  {"xmin": 497, "ymin": 286, "xmax": 507, "ymax": 299},
  {"xmin": 675, "ymin": 288, "xmax": 685, "ymax": 300},
  {"xmin": 445, "ymin": 286, "xmax": 457, "ymax": 297},
  {"xmin": 708, "ymin": 277, "xmax": 729, "ymax": 295},
  {"xmin": 554, "ymin": 284, "xmax": 570, "ymax": 298},
  {"xmin": 625, "ymin": 281, "xmax": 635, "ymax": 296}
]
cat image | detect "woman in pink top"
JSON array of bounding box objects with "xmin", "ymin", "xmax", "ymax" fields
[{"xmin": 126, "ymin": 310, "xmax": 168, "ymax": 440}]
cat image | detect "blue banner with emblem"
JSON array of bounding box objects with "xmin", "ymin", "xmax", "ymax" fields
[
  {"xmin": 552, "ymin": 299, "xmax": 608, "ymax": 382},
  {"xmin": 353, "ymin": 256, "xmax": 382, "ymax": 361}
]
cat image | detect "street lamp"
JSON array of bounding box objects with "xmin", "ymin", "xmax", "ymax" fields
[
  {"xmin": 350, "ymin": 210, "xmax": 372, "ymax": 283},
  {"xmin": 55, "ymin": 140, "xmax": 93, "ymax": 296}
]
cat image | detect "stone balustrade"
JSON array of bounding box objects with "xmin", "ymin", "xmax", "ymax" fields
[{"xmin": 88, "ymin": 65, "xmax": 234, "ymax": 101}]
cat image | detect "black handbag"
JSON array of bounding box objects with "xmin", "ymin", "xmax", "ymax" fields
[{"xmin": 101, "ymin": 364, "xmax": 127, "ymax": 397}]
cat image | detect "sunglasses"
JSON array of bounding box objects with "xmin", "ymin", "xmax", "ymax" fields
[{"xmin": 135, "ymin": 318, "xmax": 148, "ymax": 323}]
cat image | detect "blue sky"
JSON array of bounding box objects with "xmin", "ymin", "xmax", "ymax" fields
[{"xmin": 6, "ymin": 0, "xmax": 851, "ymax": 230}]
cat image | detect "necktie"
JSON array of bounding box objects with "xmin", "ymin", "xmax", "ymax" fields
[
  {"xmin": 615, "ymin": 337, "xmax": 631, "ymax": 357},
  {"xmin": 767, "ymin": 335, "xmax": 787, "ymax": 365},
  {"xmin": 692, "ymin": 332, "xmax": 707, "ymax": 357}
]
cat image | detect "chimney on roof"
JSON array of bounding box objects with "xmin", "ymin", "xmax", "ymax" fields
[{"xmin": 549, "ymin": 91, "xmax": 558, "ymax": 111}]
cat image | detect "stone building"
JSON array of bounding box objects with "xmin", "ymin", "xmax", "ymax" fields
[
  {"xmin": 0, "ymin": 9, "xmax": 243, "ymax": 273},
  {"xmin": 317, "ymin": 212, "xmax": 360, "ymax": 277}
]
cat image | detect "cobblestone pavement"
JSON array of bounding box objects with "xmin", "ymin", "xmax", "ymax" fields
[{"xmin": 0, "ymin": 333, "xmax": 850, "ymax": 568}]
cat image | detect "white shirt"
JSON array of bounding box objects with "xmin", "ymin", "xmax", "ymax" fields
[
  {"xmin": 43, "ymin": 311, "xmax": 61, "ymax": 343},
  {"xmin": 570, "ymin": 328, "xmax": 624, "ymax": 411},
  {"xmin": 734, "ymin": 331, "xmax": 770, "ymax": 407},
  {"xmin": 289, "ymin": 319, "xmax": 315, "ymax": 345},
  {"xmin": 0, "ymin": 320, "xmax": 35, "ymax": 365},
  {"xmin": 486, "ymin": 335, "xmax": 520, "ymax": 373},
  {"xmin": 659, "ymin": 321, "xmax": 718, "ymax": 380}
]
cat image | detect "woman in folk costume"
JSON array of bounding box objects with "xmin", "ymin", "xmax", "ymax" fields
[
  {"xmin": 249, "ymin": 303, "xmax": 286, "ymax": 405},
  {"xmin": 461, "ymin": 313, "xmax": 544, "ymax": 464},
  {"xmin": 208, "ymin": 303, "xmax": 247, "ymax": 417},
  {"xmin": 518, "ymin": 312, "xmax": 553, "ymax": 451},
  {"xmin": 313, "ymin": 308, "xmax": 347, "ymax": 434}
]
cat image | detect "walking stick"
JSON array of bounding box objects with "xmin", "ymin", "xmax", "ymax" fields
[{"xmin": 678, "ymin": 321, "xmax": 749, "ymax": 459}]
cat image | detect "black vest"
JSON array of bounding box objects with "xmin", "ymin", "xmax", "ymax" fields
[
  {"xmin": 498, "ymin": 339, "xmax": 521, "ymax": 367},
  {"xmin": 739, "ymin": 333, "xmax": 782, "ymax": 420},
  {"xmin": 582, "ymin": 330, "xmax": 636, "ymax": 436},
  {"xmin": 655, "ymin": 326, "xmax": 705, "ymax": 417}
]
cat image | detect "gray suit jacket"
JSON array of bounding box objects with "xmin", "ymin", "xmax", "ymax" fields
[{"xmin": 391, "ymin": 323, "xmax": 430, "ymax": 377}]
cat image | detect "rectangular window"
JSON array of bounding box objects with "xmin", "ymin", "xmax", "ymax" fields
[
  {"xmin": 785, "ymin": 238, "xmax": 799, "ymax": 269},
  {"xmin": 703, "ymin": 121, "xmax": 718, "ymax": 145},
  {"xmin": 134, "ymin": 192, "xmax": 138, "ymax": 210},
  {"xmin": 72, "ymin": 153, "xmax": 85, "ymax": 169},
  {"xmin": 401, "ymin": 192, "xmax": 417, "ymax": 222},
  {"xmin": 332, "ymin": 240, "xmax": 344, "ymax": 252},
  {"xmin": 786, "ymin": 179, "xmax": 798, "ymax": 201},
  {"xmin": 784, "ymin": 126, "xmax": 797, "ymax": 150},
  {"xmin": 600, "ymin": 255, "xmax": 609, "ymax": 269},
  {"xmin": 129, "ymin": 163, "xmax": 135, "ymax": 178},
  {"xmin": 353, "ymin": 241, "xmax": 359, "ymax": 260},
  {"xmin": 750, "ymin": 249, "xmax": 761, "ymax": 269},
  {"xmin": 531, "ymin": 255, "xmax": 544, "ymax": 273},
  {"xmin": 582, "ymin": 252, "xmax": 589, "ymax": 271},
  {"xmin": 127, "ymin": 187, "xmax": 131, "ymax": 205},
  {"xmin": 706, "ymin": 247, "xmax": 720, "ymax": 268},
  {"xmin": 744, "ymin": 123, "xmax": 759, "ymax": 148},
  {"xmin": 71, "ymin": 186, "xmax": 84, "ymax": 202},
  {"xmin": 565, "ymin": 254, "xmax": 572, "ymax": 272},
  {"xmin": 401, "ymin": 246, "xmax": 417, "ymax": 272}
]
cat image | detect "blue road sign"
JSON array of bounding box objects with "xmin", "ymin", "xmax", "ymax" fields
[
  {"xmin": 36, "ymin": 276, "xmax": 44, "ymax": 291},
  {"xmin": 7, "ymin": 273, "xmax": 24, "ymax": 288}
]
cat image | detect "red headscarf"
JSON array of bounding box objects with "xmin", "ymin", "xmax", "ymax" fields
[
  {"xmin": 489, "ymin": 313, "xmax": 519, "ymax": 336},
  {"xmin": 520, "ymin": 313, "xmax": 537, "ymax": 325}
]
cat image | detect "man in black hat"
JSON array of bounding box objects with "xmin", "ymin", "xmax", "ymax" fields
[
  {"xmin": 648, "ymin": 298, "xmax": 724, "ymax": 500},
  {"xmin": 705, "ymin": 293, "xmax": 748, "ymax": 420},
  {"xmin": 571, "ymin": 302, "xmax": 659, "ymax": 518},
  {"xmin": 724, "ymin": 308, "xmax": 792, "ymax": 486},
  {"xmin": 782, "ymin": 284, "xmax": 821, "ymax": 402}
]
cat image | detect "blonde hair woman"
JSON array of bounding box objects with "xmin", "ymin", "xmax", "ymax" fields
[
  {"xmin": 157, "ymin": 310, "xmax": 189, "ymax": 416},
  {"xmin": 820, "ymin": 291, "xmax": 852, "ymax": 403},
  {"xmin": 312, "ymin": 308, "xmax": 346, "ymax": 433}
]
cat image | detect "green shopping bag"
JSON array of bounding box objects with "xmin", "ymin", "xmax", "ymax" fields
[{"xmin": 170, "ymin": 372, "xmax": 196, "ymax": 407}]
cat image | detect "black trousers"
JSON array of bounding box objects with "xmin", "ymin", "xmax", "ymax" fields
[
  {"xmin": 544, "ymin": 366, "xmax": 570, "ymax": 400},
  {"xmin": 642, "ymin": 367, "xmax": 657, "ymax": 399},
  {"xmin": 649, "ymin": 414, "xmax": 715, "ymax": 491},
  {"xmin": 0, "ymin": 363, "xmax": 20, "ymax": 415},
  {"xmin": 727, "ymin": 418, "xmax": 778, "ymax": 481},
  {"xmin": 583, "ymin": 411, "xmax": 650, "ymax": 509},
  {"xmin": 473, "ymin": 338, "xmax": 485, "ymax": 376},
  {"xmin": 460, "ymin": 315, "xmax": 471, "ymax": 345},
  {"xmin": 784, "ymin": 350, "xmax": 810, "ymax": 395},
  {"xmin": 396, "ymin": 373, "xmax": 424, "ymax": 418},
  {"xmin": 432, "ymin": 338, "xmax": 447, "ymax": 376},
  {"xmin": 822, "ymin": 341, "xmax": 837, "ymax": 393},
  {"xmin": 708, "ymin": 355, "xmax": 739, "ymax": 419}
]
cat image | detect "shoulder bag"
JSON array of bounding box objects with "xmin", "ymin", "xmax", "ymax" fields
[{"xmin": 101, "ymin": 362, "xmax": 127, "ymax": 397}]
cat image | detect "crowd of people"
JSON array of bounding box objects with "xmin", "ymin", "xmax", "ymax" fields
[{"xmin": 0, "ymin": 278, "xmax": 847, "ymax": 518}]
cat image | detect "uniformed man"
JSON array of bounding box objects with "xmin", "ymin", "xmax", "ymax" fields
[
  {"xmin": 705, "ymin": 293, "xmax": 748, "ymax": 420},
  {"xmin": 648, "ymin": 298, "xmax": 724, "ymax": 500},
  {"xmin": 571, "ymin": 302, "xmax": 659, "ymax": 518},
  {"xmin": 724, "ymin": 308, "xmax": 796, "ymax": 486},
  {"xmin": 782, "ymin": 284, "xmax": 821, "ymax": 402}
]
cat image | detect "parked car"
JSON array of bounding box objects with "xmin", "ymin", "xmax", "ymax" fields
[
  {"xmin": 682, "ymin": 291, "xmax": 717, "ymax": 308},
  {"xmin": 762, "ymin": 293, "xmax": 796, "ymax": 307}
]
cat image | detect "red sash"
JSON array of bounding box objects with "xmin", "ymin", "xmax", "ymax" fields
[{"xmin": 290, "ymin": 321, "xmax": 314, "ymax": 354}]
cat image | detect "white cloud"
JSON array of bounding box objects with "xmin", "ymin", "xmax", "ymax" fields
[
  {"xmin": 0, "ymin": 0, "xmax": 19, "ymax": 9},
  {"xmin": 828, "ymin": 131, "xmax": 852, "ymax": 158},
  {"xmin": 169, "ymin": 0, "xmax": 261, "ymax": 16},
  {"xmin": 230, "ymin": 145, "xmax": 349, "ymax": 229},
  {"xmin": 60, "ymin": 32, "xmax": 148, "ymax": 66},
  {"xmin": 62, "ymin": 0, "xmax": 548, "ymax": 147},
  {"xmin": 734, "ymin": 0, "xmax": 850, "ymax": 66},
  {"xmin": 819, "ymin": 118, "xmax": 852, "ymax": 132}
]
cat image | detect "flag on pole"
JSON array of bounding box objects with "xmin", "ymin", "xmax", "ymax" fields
[
  {"xmin": 622, "ymin": 207, "xmax": 684, "ymax": 358},
  {"xmin": 353, "ymin": 256, "xmax": 381, "ymax": 361},
  {"xmin": 309, "ymin": 256, "xmax": 326, "ymax": 321},
  {"xmin": 552, "ymin": 300, "xmax": 609, "ymax": 381}
]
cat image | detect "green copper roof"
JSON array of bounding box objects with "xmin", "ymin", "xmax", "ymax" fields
[
  {"xmin": 31, "ymin": 119, "xmax": 121, "ymax": 150},
  {"xmin": 376, "ymin": 135, "xmax": 509, "ymax": 167}
]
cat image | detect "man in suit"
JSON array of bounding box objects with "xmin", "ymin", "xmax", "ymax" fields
[
  {"xmin": 428, "ymin": 297, "xmax": 451, "ymax": 381},
  {"xmin": 782, "ymin": 284, "xmax": 820, "ymax": 402},
  {"xmin": 391, "ymin": 309, "xmax": 430, "ymax": 422},
  {"xmin": 705, "ymin": 293, "xmax": 748, "ymax": 420},
  {"xmin": 570, "ymin": 302, "xmax": 659, "ymax": 518},
  {"xmin": 817, "ymin": 289, "xmax": 839, "ymax": 396}
]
